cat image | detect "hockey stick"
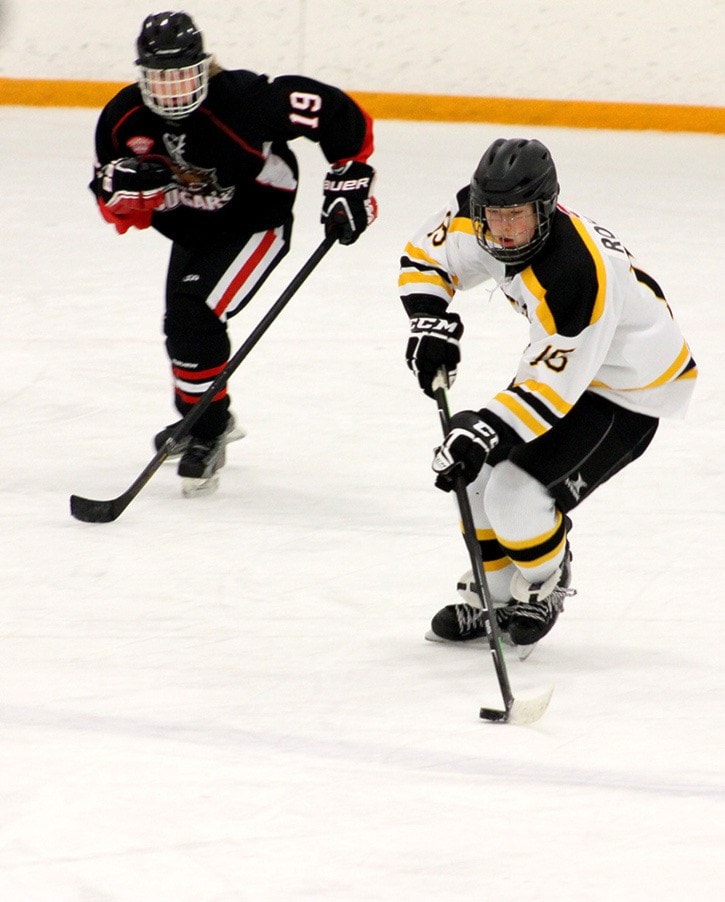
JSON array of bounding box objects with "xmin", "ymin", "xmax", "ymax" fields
[
  {"xmin": 431, "ymin": 370, "xmax": 553, "ymax": 725},
  {"xmin": 70, "ymin": 234, "xmax": 337, "ymax": 523}
]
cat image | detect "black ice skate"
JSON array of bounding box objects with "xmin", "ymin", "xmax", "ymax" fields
[
  {"xmin": 426, "ymin": 603, "xmax": 513, "ymax": 642},
  {"xmin": 178, "ymin": 435, "xmax": 226, "ymax": 497},
  {"xmin": 507, "ymin": 559, "xmax": 576, "ymax": 646},
  {"xmin": 154, "ymin": 412, "xmax": 246, "ymax": 458},
  {"xmin": 426, "ymin": 548, "xmax": 574, "ymax": 653}
]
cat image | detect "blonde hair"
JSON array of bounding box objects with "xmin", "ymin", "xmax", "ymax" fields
[{"xmin": 209, "ymin": 56, "xmax": 224, "ymax": 78}]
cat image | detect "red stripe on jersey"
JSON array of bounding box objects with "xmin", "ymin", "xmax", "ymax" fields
[
  {"xmin": 172, "ymin": 362, "xmax": 228, "ymax": 381},
  {"xmin": 213, "ymin": 229, "xmax": 277, "ymax": 317},
  {"xmin": 175, "ymin": 387, "xmax": 228, "ymax": 404},
  {"xmin": 110, "ymin": 105, "xmax": 146, "ymax": 153},
  {"xmin": 199, "ymin": 108, "xmax": 266, "ymax": 159}
]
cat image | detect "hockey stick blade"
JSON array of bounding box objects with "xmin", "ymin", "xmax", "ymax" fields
[
  {"xmin": 70, "ymin": 492, "xmax": 132, "ymax": 523},
  {"xmin": 69, "ymin": 236, "xmax": 336, "ymax": 524},
  {"xmin": 480, "ymin": 684, "xmax": 554, "ymax": 725}
]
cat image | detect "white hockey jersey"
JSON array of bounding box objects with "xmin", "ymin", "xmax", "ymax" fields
[{"xmin": 399, "ymin": 187, "xmax": 697, "ymax": 442}]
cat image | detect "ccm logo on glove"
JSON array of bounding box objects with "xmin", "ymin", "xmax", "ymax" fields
[{"xmin": 405, "ymin": 311, "xmax": 464, "ymax": 397}]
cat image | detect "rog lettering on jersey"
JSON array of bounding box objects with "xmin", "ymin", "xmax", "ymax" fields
[
  {"xmin": 593, "ymin": 224, "xmax": 625, "ymax": 253},
  {"xmin": 158, "ymin": 132, "xmax": 235, "ymax": 212},
  {"xmin": 126, "ymin": 136, "xmax": 155, "ymax": 155}
]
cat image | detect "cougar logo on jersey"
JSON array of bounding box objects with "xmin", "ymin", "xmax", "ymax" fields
[
  {"xmin": 160, "ymin": 132, "xmax": 235, "ymax": 212},
  {"xmin": 163, "ymin": 133, "xmax": 188, "ymax": 163}
]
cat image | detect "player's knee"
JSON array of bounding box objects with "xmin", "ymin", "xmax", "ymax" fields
[
  {"xmin": 485, "ymin": 460, "xmax": 552, "ymax": 534},
  {"xmin": 164, "ymin": 293, "xmax": 228, "ymax": 337}
]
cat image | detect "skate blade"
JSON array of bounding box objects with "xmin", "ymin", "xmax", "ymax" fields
[
  {"xmin": 425, "ymin": 628, "xmax": 535, "ymax": 661},
  {"xmin": 181, "ymin": 474, "xmax": 220, "ymax": 497},
  {"xmin": 424, "ymin": 629, "xmax": 446, "ymax": 642},
  {"xmin": 226, "ymin": 424, "xmax": 247, "ymax": 443},
  {"xmin": 424, "ymin": 629, "xmax": 498, "ymax": 645},
  {"xmin": 517, "ymin": 642, "xmax": 538, "ymax": 661}
]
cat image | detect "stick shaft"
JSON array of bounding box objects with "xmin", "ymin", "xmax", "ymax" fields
[
  {"xmin": 431, "ymin": 371, "xmax": 515, "ymax": 714},
  {"xmin": 70, "ymin": 235, "xmax": 336, "ymax": 523}
]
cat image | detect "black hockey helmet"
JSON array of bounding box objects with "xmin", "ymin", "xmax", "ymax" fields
[
  {"xmin": 470, "ymin": 138, "xmax": 559, "ymax": 264},
  {"xmin": 136, "ymin": 11, "xmax": 207, "ymax": 68},
  {"xmin": 135, "ymin": 12, "xmax": 211, "ymax": 119}
]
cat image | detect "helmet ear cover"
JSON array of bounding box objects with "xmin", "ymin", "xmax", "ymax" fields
[
  {"xmin": 469, "ymin": 138, "xmax": 559, "ymax": 264},
  {"xmin": 135, "ymin": 12, "xmax": 210, "ymax": 119}
]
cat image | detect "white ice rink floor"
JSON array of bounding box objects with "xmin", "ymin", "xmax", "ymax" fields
[{"xmin": 1, "ymin": 107, "xmax": 723, "ymax": 900}]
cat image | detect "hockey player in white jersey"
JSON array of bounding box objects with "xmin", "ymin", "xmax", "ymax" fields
[{"xmin": 400, "ymin": 137, "xmax": 697, "ymax": 647}]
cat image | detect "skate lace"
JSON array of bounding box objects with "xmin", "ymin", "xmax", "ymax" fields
[
  {"xmin": 514, "ymin": 586, "xmax": 576, "ymax": 623},
  {"xmin": 455, "ymin": 604, "xmax": 485, "ymax": 632}
]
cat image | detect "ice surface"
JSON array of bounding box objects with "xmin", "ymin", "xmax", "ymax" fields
[{"xmin": 1, "ymin": 107, "xmax": 723, "ymax": 900}]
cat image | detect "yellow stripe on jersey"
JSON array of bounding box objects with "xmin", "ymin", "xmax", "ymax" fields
[
  {"xmin": 520, "ymin": 268, "xmax": 557, "ymax": 335},
  {"xmin": 569, "ymin": 217, "xmax": 607, "ymax": 325},
  {"xmin": 400, "ymin": 242, "xmax": 456, "ymax": 297},
  {"xmin": 514, "ymin": 379, "xmax": 573, "ymax": 415},
  {"xmin": 677, "ymin": 366, "xmax": 698, "ymax": 381},
  {"xmin": 398, "ymin": 269, "xmax": 455, "ymax": 298},
  {"xmin": 449, "ymin": 216, "xmax": 476, "ymax": 235},
  {"xmin": 403, "ymin": 242, "xmax": 444, "ymax": 269},
  {"xmin": 638, "ymin": 341, "xmax": 692, "ymax": 389},
  {"xmin": 590, "ymin": 341, "xmax": 696, "ymax": 391},
  {"xmin": 493, "ymin": 391, "xmax": 549, "ymax": 436}
]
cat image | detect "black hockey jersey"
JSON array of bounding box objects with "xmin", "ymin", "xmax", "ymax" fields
[{"xmin": 91, "ymin": 69, "xmax": 374, "ymax": 244}]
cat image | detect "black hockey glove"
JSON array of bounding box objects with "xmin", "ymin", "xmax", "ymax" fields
[
  {"xmin": 94, "ymin": 156, "xmax": 171, "ymax": 234},
  {"xmin": 432, "ymin": 410, "xmax": 499, "ymax": 492},
  {"xmin": 406, "ymin": 312, "xmax": 464, "ymax": 397},
  {"xmin": 321, "ymin": 161, "xmax": 377, "ymax": 245}
]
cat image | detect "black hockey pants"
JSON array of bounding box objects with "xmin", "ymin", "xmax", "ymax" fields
[
  {"xmin": 163, "ymin": 221, "xmax": 291, "ymax": 439},
  {"xmin": 504, "ymin": 390, "xmax": 659, "ymax": 513}
]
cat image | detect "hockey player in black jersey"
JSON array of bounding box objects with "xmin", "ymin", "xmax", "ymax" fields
[
  {"xmin": 90, "ymin": 11, "xmax": 377, "ymax": 495},
  {"xmin": 400, "ymin": 137, "xmax": 696, "ymax": 648}
]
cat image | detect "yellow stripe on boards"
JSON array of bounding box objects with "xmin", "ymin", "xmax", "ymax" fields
[
  {"xmin": 0, "ymin": 78, "xmax": 126, "ymax": 108},
  {"xmin": 351, "ymin": 92, "xmax": 725, "ymax": 135},
  {"xmin": 1, "ymin": 79, "xmax": 723, "ymax": 134}
]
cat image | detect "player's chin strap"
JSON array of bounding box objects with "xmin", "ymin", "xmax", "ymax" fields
[{"xmin": 431, "ymin": 367, "xmax": 555, "ymax": 725}]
